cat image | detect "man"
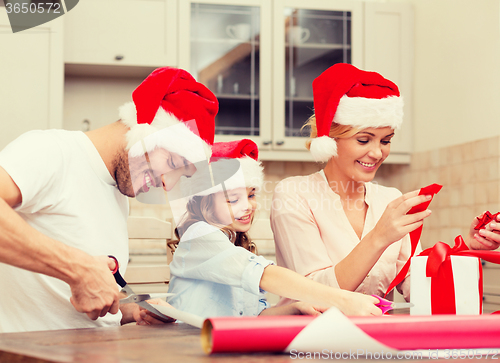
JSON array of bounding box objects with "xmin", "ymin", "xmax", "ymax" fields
[{"xmin": 0, "ymin": 67, "xmax": 217, "ymax": 333}]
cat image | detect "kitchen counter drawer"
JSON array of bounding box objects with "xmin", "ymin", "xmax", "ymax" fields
[
  {"xmin": 483, "ymin": 260, "xmax": 500, "ymax": 295},
  {"xmin": 483, "ymin": 294, "xmax": 500, "ymax": 314}
]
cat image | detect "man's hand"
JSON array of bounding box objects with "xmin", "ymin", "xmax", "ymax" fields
[{"xmin": 69, "ymin": 255, "xmax": 120, "ymax": 320}]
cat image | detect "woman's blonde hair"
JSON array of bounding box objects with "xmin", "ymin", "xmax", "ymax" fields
[
  {"xmin": 175, "ymin": 194, "xmax": 257, "ymax": 253},
  {"xmin": 303, "ymin": 114, "xmax": 361, "ymax": 150}
]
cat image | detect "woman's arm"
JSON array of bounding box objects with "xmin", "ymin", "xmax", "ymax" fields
[
  {"xmin": 334, "ymin": 190, "xmax": 432, "ymax": 291},
  {"xmin": 272, "ymin": 186, "xmax": 432, "ymax": 292},
  {"xmin": 259, "ymin": 265, "xmax": 381, "ymax": 316}
]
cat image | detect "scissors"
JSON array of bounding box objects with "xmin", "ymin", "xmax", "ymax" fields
[
  {"xmin": 372, "ymin": 295, "xmax": 414, "ymax": 314},
  {"xmin": 109, "ymin": 255, "xmax": 175, "ymax": 322}
]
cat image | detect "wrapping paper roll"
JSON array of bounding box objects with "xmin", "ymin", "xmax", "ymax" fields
[
  {"xmin": 202, "ymin": 315, "xmax": 314, "ymax": 353},
  {"xmin": 202, "ymin": 312, "xmax": 500, "ymax": 354}
]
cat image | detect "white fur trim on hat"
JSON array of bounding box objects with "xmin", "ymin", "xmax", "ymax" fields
[
  {"xmin": 120, "ymin": 102, "xmax": 211, "ymax": 163},
  {"xmin": 180, "ymin": 156, "xmax": 263, "ymax": 199},
  {"xmin": 334, "ymin": 95, "xmax": 404, "ymax": 129},
  {"xmin": 310, "ymin": 136, "xmax": 338, "ymax": 163}
]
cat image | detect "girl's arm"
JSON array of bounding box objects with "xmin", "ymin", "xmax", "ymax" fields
[
  {"xmin": 259, "ymin": 265, "xmax": 381, "ymax": 316},
  {"xmin": 334, "ymin": 190, "xmax": 432, "ymax": 291}
]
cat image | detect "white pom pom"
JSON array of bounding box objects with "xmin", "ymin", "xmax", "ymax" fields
[
  {"xmin": 310, "ymin": 136, "xmax": 337, "ymax": 162},
  {"xmin": 118, "ymin": 102, "xmax": 138, "ymax": 128}
]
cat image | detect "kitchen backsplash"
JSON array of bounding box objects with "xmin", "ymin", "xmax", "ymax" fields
[{"xmin": 129, "ymin": 135, "xmax": 500, "ymax": 251}]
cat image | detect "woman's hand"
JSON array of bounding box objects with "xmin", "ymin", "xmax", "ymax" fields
[
  {"xmin": 466, "ymin": 213, "xmax": 500, "ymax": 250},
  {"xmin": 369, "ymin": 190, "xmax": 433, "ymax": 249}
]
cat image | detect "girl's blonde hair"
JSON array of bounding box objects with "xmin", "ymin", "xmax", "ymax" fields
[
  {"xmin": 303, "ymin": 114, "xmax": 362, "ymax": 150},
  {"xmin": 175, "ymin": 194, "xmax": 257, "ymax": 253}
]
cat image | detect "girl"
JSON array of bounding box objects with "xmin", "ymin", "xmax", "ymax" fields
[
  {"xmin": 167, "ymin": 139, "xmax": 382, "ymax": 318},
  {"xmin": 270, "ymin": 63, "xmax": 500, "ymax": 305}
]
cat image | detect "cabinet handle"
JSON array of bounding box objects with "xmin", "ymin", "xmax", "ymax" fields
[
  {"xmin": 275, "ymin": 141, "xmax": 285, "ymax": 146},
  {"xmin": 262, "ymin": 140, "xmax": 272, "ymax": 145},
  {"xmin": 115, "ymin": 55, "xmax": 124, "ymax": 61}
]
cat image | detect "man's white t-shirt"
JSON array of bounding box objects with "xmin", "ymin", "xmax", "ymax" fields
[{"xmin": 0, "ymin": 130, "xmax": 129, "ymax": 333}]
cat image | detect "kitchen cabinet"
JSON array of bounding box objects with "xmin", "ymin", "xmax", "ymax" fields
[
  {"xmin": 0, "ymin": 10, "xmax": 63, "ymax": 150},
  {"xmin": 179, "ymin": 0, "xmax": 273, "ymax": 149},
  {"xmin": 179, "ymin": 0, "xmax": 413, "ymax": 162},
  {"xmin": 60, "ymin": 0, "xmax": 412, "ymax": 162},
  {"xmin": 63, "ymin": 0, "xmax": 177, "ymax": 77}
]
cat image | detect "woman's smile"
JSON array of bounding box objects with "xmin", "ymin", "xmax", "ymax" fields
[{"xmin": 356, "ymin": 160, "xmax": 378, "ymax": 171}]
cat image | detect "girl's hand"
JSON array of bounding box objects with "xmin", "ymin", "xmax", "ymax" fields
[
  {"xmin": 289, "ymin": 302, "xmax": 327, "ymax": 316},
  {"xmin": 370, "ymin": 190, "xmax": 432, "ymax": 249},
  {"xmin": 467, "ymin": 213, "xmax": 500, "ymax": 250},
  {"xmin": 336, "ymin": 291, "xmax": 382, "ymax": 316},
  {"xmin": 133, "ymin": 299, "xmax": 176, "ymax": 325}
]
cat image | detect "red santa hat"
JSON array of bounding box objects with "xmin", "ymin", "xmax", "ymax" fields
[
  {"xmin": 309, "ymin": 63, "xmax": 404, "ymax": 162},
  {"xmin": 119, "ymin": 67, "xmax": 218, "ymax": 163},
  {"xmin": 180, "ymin": 139, "xmax": 263, "ymax": 198}
]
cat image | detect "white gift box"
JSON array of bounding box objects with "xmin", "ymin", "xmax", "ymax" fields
[{"xmin": 410, "ymin": 255, "xmax": 482, "ymax": 315}]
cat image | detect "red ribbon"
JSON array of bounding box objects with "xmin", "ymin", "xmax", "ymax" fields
[
  {"xmin": 384, "ymin": 183, "xmax": 443, "ymax": 297},
  {"xmin": 474, "ymin": 211, "xmax": 500, "ymax": 230},
  {"xmin": 417, "ymin": 235, "xmax": 500, "ymax": 314}
]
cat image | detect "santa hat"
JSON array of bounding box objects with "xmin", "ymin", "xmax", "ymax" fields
[
  {"xmin": 119, "ymin": 67, "xmax": 218, "ymax": 163},
  {"xmin": 180, "ymin": 139, "xmax": 263, "ymax": 198},
  {"xmin": 309, "ymin": 63, "xmax": 404, "ymax": 162}
]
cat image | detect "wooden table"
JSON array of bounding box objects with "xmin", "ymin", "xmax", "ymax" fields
[{"xmin": 0, "ymin": 322, "xmax": 497, "ymax": 363}]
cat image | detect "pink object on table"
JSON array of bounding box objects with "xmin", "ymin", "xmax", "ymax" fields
[
  {"xmin": 372, "ymin": 295, "xmax": 413, "ymax": 314},
  {"xmin": 202, "ymin": 314, "xmax": 500, "ymax": 354}
]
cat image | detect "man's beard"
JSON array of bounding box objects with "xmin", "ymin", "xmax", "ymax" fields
[{"xmin": 113, "ymin": 150, "xmax": 135, "ymax": 198}]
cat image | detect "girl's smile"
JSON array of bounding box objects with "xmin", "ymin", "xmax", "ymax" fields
[{"xmin": 213, "ymin": 187, "xmax": 257, "ymax": 233}]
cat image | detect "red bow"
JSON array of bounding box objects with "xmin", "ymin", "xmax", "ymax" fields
[
  {"xmin": 417, "ymin": 236, "xmax": 500, "ymax": 314},
  {"xmin": 384, "ymin": 183, "xmax": 442, "ymax": 297},
  {"xmin": 474, "ymin": 211, "xmax": 500, "ymax": 230}
]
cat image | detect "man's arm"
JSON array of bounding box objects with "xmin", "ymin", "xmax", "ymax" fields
[{"xmin": 0, "ymin": 166, "xmax": 121, "ymax": 320}]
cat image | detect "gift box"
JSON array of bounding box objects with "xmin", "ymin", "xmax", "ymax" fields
[
  {"xmin": 409, "ymin": 235, "xmax": 500, "ymax": 315},
  {"xmin": 384, "ymin": 184, "xmax": 500, "ymax": 314},
  {"xmin": 410, "ymin": 255, "xmax": 481, "ymax": 315}
]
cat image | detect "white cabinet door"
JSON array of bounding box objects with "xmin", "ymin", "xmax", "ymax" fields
[
  {"xmin": 64, "ymin": 0, "xmax": 176, "ymax": 68},
  {"xmin": 0, "ymin": 12, "xmax": 63, "ymax": 150},
  {"xmin": 178, "ymin": 0, "xmax": 272, "ymax": 149},
  {"xmin": 272, "ymin": 0, "xmax": 364, "ymax": 155},
  {"xmin": 364, "ymin": 2, "xmax": 413, "ymax": 163}
]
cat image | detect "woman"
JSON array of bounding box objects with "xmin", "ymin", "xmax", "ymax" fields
[{"xmin": 271, "ymin": 63, "xmax": 498, "ymax": 303}]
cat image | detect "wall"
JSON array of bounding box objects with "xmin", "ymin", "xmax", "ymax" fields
[
  {"xmin": 388, "ymin": 0, "xmax": 500, "ymax": 152},
  {"xmin": 376, "ymin": 136, "xmax": 500, "ymax": 249}
]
